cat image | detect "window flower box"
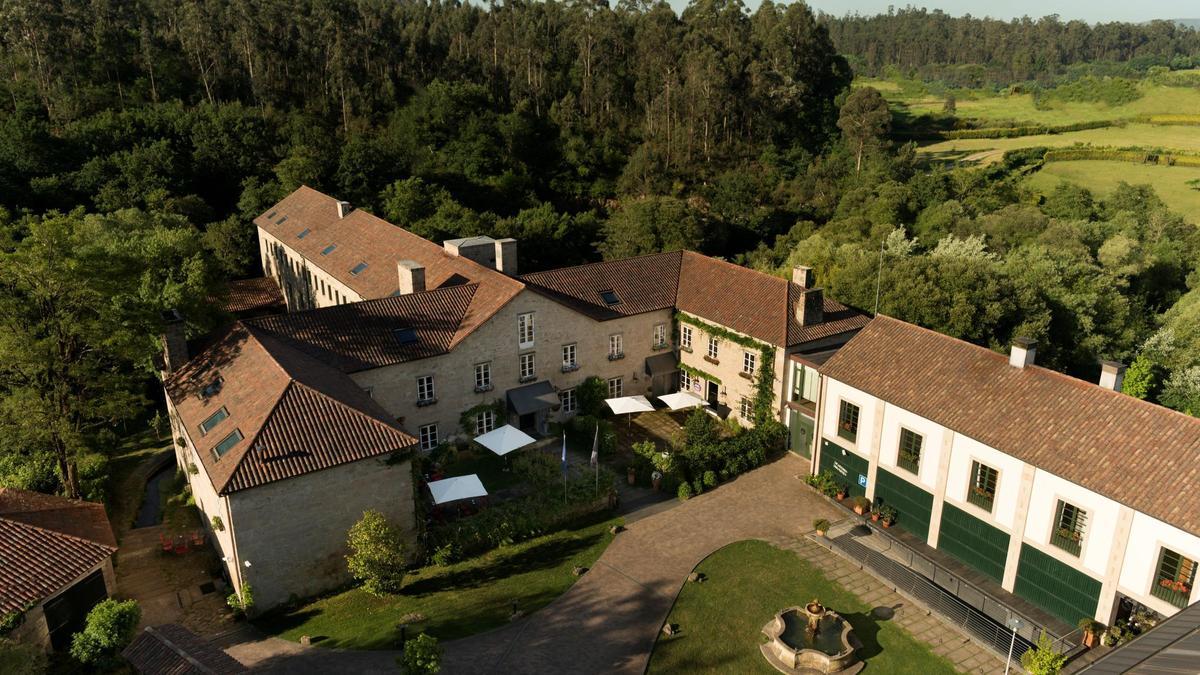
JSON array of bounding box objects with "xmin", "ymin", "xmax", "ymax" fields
[
  {"xmin": 607, "ymin": 352, "xmax": 625, "ymax": 361},
  {"xmin": 680, "ymin": 346, "xmax": 693, "ymax": 354},
  {"xmin": 703, "ymin": 356, "xmax": 719, "ymax": 365},
  {"xmin": 738, "ymin": 371, "xmax": 754, "ymax": 380},
  {"xmin": 652, "ymin": 342, "xmax": 670, "ymax": 351},
  {"xmin": 561, "ymin": 363, "xmax": 580, "ymax": 373},
  {"xmin": 474, "ymin": 384, "xmax": 494, "ymax": 393},
  {"xmin": 416, "ymin": 398, "xmax": 438, "ymax": 407},
  {"xmin": 518, "ymin": 375, "xmax": 537, "ymax": 384}
]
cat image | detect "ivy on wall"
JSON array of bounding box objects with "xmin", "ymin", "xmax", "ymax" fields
[
  {"xmin": 675, "ymin": 312, "xmax": 777, "ymax": 422},
  {"xmin": 459, "ymin": 399, "xmax": 508, "ymax": 437}
]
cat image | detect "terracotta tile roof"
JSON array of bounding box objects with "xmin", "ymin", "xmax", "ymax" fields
[
  {"xmin": 215, "ymin": 277, "xmax": 284, "ymax": 314},
  {"xmin": 0, "ymin": 489, "xmax": 117, "ymax": 613},
  {"xmin": 255, "ymin": 186, "xmax": 522, "ymax": 343},
  {"xmin": 123, "ymin": 624, "xmax": 246, "ymax": 674},
  {"xmin": 245, "ymin": 284, "xmax": 478, "ymax": 371},
  {"xmin": 820, "ymin": 315, "xmax": 1200, "ymax": 534},
  {"xmin": 164, "ymin": 325, "xmax": 417, "ymax": 496},
  {"xmin": 520, "ymin": 251, "xmax": 682, "ymax": 320},
  {"xmin": 522, "ymin": 249, "xmax": 867, "ymax": 347}
]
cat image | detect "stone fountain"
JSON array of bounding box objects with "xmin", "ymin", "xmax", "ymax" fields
[{"xmin": 760, "ymin": 599, "xmax": 862, "ymax": 674}]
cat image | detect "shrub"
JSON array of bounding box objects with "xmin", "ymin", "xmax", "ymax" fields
[
  {"xmin": 813, "ymin": 518, "xmax": 830, "ymax": 532},
  {"xmin": 677, "ymin": 483, "xmax": 693, "ymax": 501},
  {"xmin": 226, "ymin": 584, "xmax": 255, "ymax": 616},
  {"xmin": 804, "ymin": 470, "xmax": 839, "ymax": 497},
  {"xmin": 401, "ymin": 633, "xmax": 443, "ymax": 674},
  {"xmin": 69, "ymin": 599, "xmax": 140, "ymax": 666},
  {"xmin": 1020, "ymin": 633, "xmax": 1067, "ymax": 675},
  {"xmin": 702, "ymin": 470, "xmax": 717, "ymax": 488},
  {"xmin": 692, "ymin": 479, "xmax": 703, "ymax": 496},
  {"xmin": 431, "ymin": 543, "xmax": 459, "ymax": 567},
  {"xmin": 210, "ymin": 515, "xmax": 224, "ymax": 531},
  {"xmin": 576, "ymin": 376, "xmax": 607, "ymax": 417},
  {"xmin": 851, "ymin": 496, "xmax": 872, "ymax": 512},
  {"xmin": 346, "ymin": 510, "xmax": 408, "ymax": 596}
]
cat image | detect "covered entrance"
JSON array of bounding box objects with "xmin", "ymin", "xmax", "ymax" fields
[
  {"xmin": 788, "ymin": 410, "xmax": 814, "ymax": 458},
  {"xmin": 44, "ymin": 569, "xmax": 108, "ymax": 651},
  {"xmin": 644, "ymin": 352, "xmax": 679, "ymax": 397},
  {"xmin": 507, "ymin": 381, "xmax": 560, "ymax": 436}
]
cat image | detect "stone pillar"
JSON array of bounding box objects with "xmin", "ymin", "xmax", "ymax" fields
[
  {"xmin": 1001, "ymin": 464, "xmax": 1037, "ymax": 592},
  {"xmin": 864, "ymin": 399, "xmax": 885, "ymax": 501},
  {"xmin": 926, "ymin": 430, "xmax": 956, "ymax": 548},
  {"xmin": 1097, "ymin": 506, "xmax": 1135, "ymax": 623}
]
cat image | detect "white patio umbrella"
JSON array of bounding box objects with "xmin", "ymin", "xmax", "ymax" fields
[
  {"xmin": 428, "ymin": 474, "xmax": 488, "ymax": 505},
  {"xmin": 657, "ymin": 391, "xmax": 708, "ymax": 411},
  {"xmin": 605, "ymin": 395, "xmax": 655, "ymax": 427},
  {"xmin": 473, "ymin": 424, "xmax": 536, "ymax": 457}
]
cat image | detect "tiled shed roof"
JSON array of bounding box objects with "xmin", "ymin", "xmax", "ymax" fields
[
  {"xmin": 164, "ymin": 325, "xmax": 417, "ymax": 496},
  {"xmin": 0, "ymin": 489, "xmax": 117, "ymax": 613},
  {"xmin": 215, "ymin": 277, "xmax": 284, "ymax": 314},
  {"xmin": 123, "ymin": 624, "xmax": 247, "ymax": 674},
  {"xmin": 820, "ymin": 315, "xmax": 1200, "ymax": 535}
]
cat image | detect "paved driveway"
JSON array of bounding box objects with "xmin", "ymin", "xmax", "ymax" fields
[{"xmin": 220, "ymin": 453, "xmax": 836, "ymax": 673}]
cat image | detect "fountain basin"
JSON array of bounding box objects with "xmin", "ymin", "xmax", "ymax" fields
[{"xmin": 760, "ymin": 604, "xmax": 861, "ymax": 674}]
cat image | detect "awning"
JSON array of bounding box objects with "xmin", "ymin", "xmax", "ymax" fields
[
  {"xmin": 605, "ymin": 395, "xmax": 655, "ymax": 415},
  {"xmin": 507, "ymin": 381, "xmax": 560, "ymax": 416},
  {"xmin": 428, "ymin": 474, "xmax": 488, "ymax": 505},
  {"xmin": 644, "ymin": 351, "xmax": 679, "ymax": 377},
  {"xmin": 474, "ymin": 424, "xmax": 536, "ymax": 457},
  {"xmin": 658, "ymin": 391, "xmax": 707, "ymax": 411}
]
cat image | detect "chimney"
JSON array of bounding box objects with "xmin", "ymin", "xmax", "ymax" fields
[
  {"xmin": 495, "ymin": 238, "xmax": 518, "ymax": 275},
  {"xmin": 160, "ymin": 309, "xmax": 188, "ymax": 374},
  {"xmin": 1009, "ymin": 337, "xmax": 1036, "ymax": 369},
  {"xmin": 795, "ymin": 288, "xmax": 824, "ymax": 326},
  {"xmin": 336, "ymin": 201, "xmax": 352, "ymax": 219},
  {"xmin": 792, "ymin": 265, "xmax": 814, "ymax": 288},
  {"xmin": 1099, "ymin": 360, "xmax": 1126, "ymax": 392},
  {"xmin": 397, "ymin": 260, "xmax": 426, "ymax": 294}
]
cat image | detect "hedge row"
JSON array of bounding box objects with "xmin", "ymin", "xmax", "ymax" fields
[
  {"xmin": 899, "ymin": 119, "xmax": 1116, "ymax": 141},
  {"xmin": 1134, "ymin": 114, "xmax": 1200, "ymax": 126},
  {"xmin": 1042, "ymin": 148, "xmax": 1200, "ymax": 167}
]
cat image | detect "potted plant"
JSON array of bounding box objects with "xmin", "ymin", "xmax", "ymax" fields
[
  {"xmin": 851, "ymin": 496, "xmax": 871, "ymax": 515},
  {"xmin": 813, "ymin": 519, "xmax": 830, "ymax": 537},
  {"xmin": 879, "ymin": 505, "xmax": 897, "ymax": 528},
  {"xmin": 870, "ymin": 505, "xmax": 881, "ymax": 522},
  {"xmin": 835, "ymin": 485, "xmax": 847, "ymax": 501},
  {"xmin": 627, "ymin": 466, "xmax": 636, "ymax": 485},
  {"xmin": 651, "ymin": 470, "xmax": 663, "ymax": 491},
  {"xmin": 1078, "ymin": 619, "xmax": 1103, "ymax": 648}
]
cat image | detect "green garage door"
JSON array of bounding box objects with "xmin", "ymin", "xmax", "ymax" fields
[
  {"xmin": 789, "ymin": 412, "xmax": 813, "ymax": 458},
  {"xmin": 938, "ymin": 503, "xmax": 1010, "ymax": 583},
  {"xmin": 1014, "ymin": 544, "xmax": 1102, "ymax": 625},
  {"xmin": 819, "ymin": 440, "xmax": 869, "ymax": 499},
  {"xmin": 874, "ymin": 468, "xmax": 934, "ymax": 541}
]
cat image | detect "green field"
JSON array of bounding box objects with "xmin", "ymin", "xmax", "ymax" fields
[
  {"xmin": 919, "ymin": 123, "xmax": 1200, "ymax": 163},
  {"xmin": 1025, "ymin": 161, "xmax": 1200, "ymax": 222}
]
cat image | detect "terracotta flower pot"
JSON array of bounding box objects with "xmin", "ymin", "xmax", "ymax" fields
[
  {"xmin": 836, "ymin": 491, "xmax": 847, "ymax": 501},
  {"xmin": 854, "ymin": 505, "xmax": 866, "ymax": 515},
  {"xmin": 882, "ymin": 520, "xmax": 892, "ymax": 528},
  {"xmin": 871, "ymin": 513, "xmax": 880, "ymax": 522},
  {"xmin": 1082, "ymin": 631, "xmax": 1097, "ymax": 648},
  {"xmin": 815, "ymin": 529, "xmax": 826, "ymax": 537},
  {"xmin": 627, "ymin": 469, "xmax": 636, "ymax": 486}
]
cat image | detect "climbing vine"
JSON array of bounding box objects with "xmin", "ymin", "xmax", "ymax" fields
[
  {"xmin": 676, "ymin": 312, "xmax": 777, "ymax": 422},
  {"xmin": 679, "ymin": 362, "xmax": 721, "ymax": 385},
  {"xmin": 459, "ymin": 399, "xmax": 507, "ymax": 437}
]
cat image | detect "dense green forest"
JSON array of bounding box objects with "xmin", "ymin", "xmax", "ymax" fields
[
  {"xmin": 822, "ymin": 8, "xmax": 1200, "ymax": 85},
  {"xmin": 1, "ymin": 1, "xmax": 1199, "ymax": 501}
]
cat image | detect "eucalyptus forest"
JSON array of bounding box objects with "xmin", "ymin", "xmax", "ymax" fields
[{"xmin": 1, "ymin": 0, "xmax": 1199, "ymax": 501}]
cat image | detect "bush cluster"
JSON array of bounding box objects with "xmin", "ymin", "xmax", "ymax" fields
[
  {"xmin": 1044, "ymin": 148, "xmax": 1200, "ymax": 167},
  {"xmin": 69, "ymin": 599, "xmax": 141, "ymax": 667}
]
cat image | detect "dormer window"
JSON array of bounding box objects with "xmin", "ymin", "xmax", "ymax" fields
[
  {"xmin": 600, "ymin": 290, "xmax": 620, "ymax": 305},
  {"xmin": 350, "ymin": 262, "xmax": 369, "ymax": 276},
  {"xmin": 321, "ymin": 244, "xmax": 337, "ymax": 256}
]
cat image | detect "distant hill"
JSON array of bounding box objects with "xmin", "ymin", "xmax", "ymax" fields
[{"xmin": 1174, "ymin": 19, "xmax": 1200, "ymax": 29}]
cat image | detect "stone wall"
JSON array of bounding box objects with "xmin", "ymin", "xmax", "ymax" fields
[
  {"xmin": 678, "ymin": 317, "xmax": 786, "ymax": 426},
  {"xmin": 227, "ymin": 454, "xmax": 415, "ymax": 611}
]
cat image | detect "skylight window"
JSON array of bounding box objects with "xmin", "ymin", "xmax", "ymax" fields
[
  {"xmin": 297, "ymin": 228, "xmax": 311, "ymax": 239},
  {"xmin": 266, "ymin": 210, "xmax": 277, "ymax": 219},
  {"xmin": 350, "ymin": 262, "xmax": 369, "ymax": 276},
  {"xmin": 393, "ymin": 328, "xmax": 418, "ymax": 345},
  {"xmin": 199, "ymin": 407, "xmax": 228, "ymax": 436},
  {"xmin": 201, "ymin": 376, "xmax": 224, "ymax": 398},
  {"xmin": 276, "ymin": 215, "xmax": 288, "ymax": 224},
  {"xmin": 213, "ymin": 429, "xmax": 243, "ymax": 459},
  {"xmin": 321, "ymin": 244, "xmax": 337, "ymax": 256},
  {"xmin": 600, "ymin": 290, "xmax": 620, "ymax": 306}
]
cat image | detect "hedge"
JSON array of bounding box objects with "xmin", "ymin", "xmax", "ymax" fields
[
  {"xmin": 1042, "ymin": 147, "xmax": 1200, "ymax": 167},
  {"xmin": 897, "ymin": 119, "xmax": 1116, "ymax": 141}
]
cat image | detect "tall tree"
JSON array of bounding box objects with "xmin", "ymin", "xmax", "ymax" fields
[{"xmin": 837, "ymin": 86, "xmax": 890, "ymax": 172}]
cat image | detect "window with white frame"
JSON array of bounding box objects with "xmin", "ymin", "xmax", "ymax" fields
[
  {"xmin": 418, "ymin": 423, "xmax": 438, "ymax": 451},
  {"xmin": 562, "ymin": 343, "xmax": 578, "ymax": 370},
  {"xmin": 608, "ymin": 334, "xmax": 624, "ymax": 359},
  {"xmin": 417, "ymin": 375, "xmax": 435, "ymax": 404},
  {"xmin": 475, "ymin": 410, "xmax": 496, "ymax": 435},
  {"xmin": 475, "ymin": 362, "xmax": 492, "ymax": 391},
  {"xmin": 743, "ymin": 351, "xmax": 757, "ymax": 376},
  {"xmin": 520, "ymin": 352, "xmax": 536, "ymax": 381},
  {"xmin": 518, "ymin": 312, "xmax": 535, "ymax": 348},
  {"xmin": 653, "ymin": 324, "xmax": 667, "ymax": 348},
  {"xmin": 560, "ymin": 388, "xmax": 577, "ymax": 413},
  {"xmin": 739, "ymin": 397, "xmax": 754, "ymax": 419},
  {"xmin": 680, "ymin": 370, "xmax": 693, "ymax": 391},
  {"xmin": 707, "ymin": 335, "xmax": 719, "ymax": 360},
  {"xmin": 681, "ymin": 325, "xmax": 693, "ymax": 351},
  {"xmin": 607, "ymin": 377, "xmax": 623, "ymax": 398}
]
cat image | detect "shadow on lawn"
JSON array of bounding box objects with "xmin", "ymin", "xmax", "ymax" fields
[{"xmin": 403, "ymin": 530, "xmax": 604, "ymax": 596}]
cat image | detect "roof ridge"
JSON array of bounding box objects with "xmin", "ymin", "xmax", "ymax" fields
[
  {"xmin": 288, "ymin": 379, "xmax": 412, "ymax": 438},
  {"xmin": 521, "ymin": 250, "xmax": 683, "ymax": 279},
  {"xmin": 0, "ymin": 512, "xmax": 117, "ymax": 552},
  {"xmin": 246, "ymin": 282, "xmax": 481, "ymax": 325},
  {"xmin": 217, "ymin": 378, "xmax": 296, "ymax": 495}
]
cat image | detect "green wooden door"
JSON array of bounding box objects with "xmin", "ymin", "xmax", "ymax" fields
[
  {"xmin": 937, "ymin": 503, "xmax": 1010, "ymax": 583},
  {"xmin": 1014, "ymin": 544, "xmax": 1102, "ymax": 625},
  {"xmin": 874, "ymin": 468, "xmax": 934, "ymax": 541},
  {"xmin": 819, "ymin": 440, "xmax": 868, "ymax": 498},
  {"xmin": 789, "ymin": 412, "xmax": 813, "ymax": 458}
]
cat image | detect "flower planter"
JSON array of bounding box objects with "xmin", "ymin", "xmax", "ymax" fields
[
  {"xmin": 881, "ymin": 520, "xmax": 893, "ymax": 528},
  {"xmin": 835, "ymin": 491, "xmax": 847, "ymax": 501},
  {"xmin": 870, "ymin": 514, "xmax": 880, "ymax": 522}
]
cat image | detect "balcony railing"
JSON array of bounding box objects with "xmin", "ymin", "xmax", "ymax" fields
[
  {"xmin": 1151, "ymin": 579, "xmax": 1192, "ymax": 609},
  {"xmin": 897, "ymin": 453, "xmax": 920, "ymax": 475},
  {"xmin": 1049, "ymin": 529, "xmax": 1082, "ymax": 557},
  {"xmin": 965, "ymin": 487, "xmax": 995, "ymax": 513}
]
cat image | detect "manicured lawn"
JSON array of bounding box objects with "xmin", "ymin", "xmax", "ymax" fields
[
  {"xmin": 647, "ymin": 540, "xmax": 961, "ymax": 675},
  {"xmin": 256, "ymin": 515, "xmax": 621, "ymax": 649},
  {"xmin": 1026, "ymin": 160, "xmax": 1200, "ymax": 223}
]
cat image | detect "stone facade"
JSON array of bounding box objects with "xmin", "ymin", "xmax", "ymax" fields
[
  {"xmin": 677, "ymin": 315, "xmax": 787, "ymax": 426},
  {"xmin": 258, "ymin": 228, "xmax": 363, "ymax": 311},
  {"xmin": 9, "ymin": 558, "xmax": 116, "ymax": 651}
]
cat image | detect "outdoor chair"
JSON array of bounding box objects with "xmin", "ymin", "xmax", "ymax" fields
[
  {"xmin": 160, "ymin": 534, "xmax": 173, "ymax": 553},
  {"xmin": 190, "ymin": 530, "xmax": 205, "ymax": 546},
  {"xmin": 173, "ymin": 536, "xmax": 189, "ymax": 555}
]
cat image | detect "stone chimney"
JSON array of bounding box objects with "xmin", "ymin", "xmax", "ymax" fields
[
  {"xmin": 1009, "ymin": 337, "xmax": 1036, "ymax": 369},
  {"xmin": 336, "ymin": 200, "xmax": 352, "ymax": 219},
  {"xmin": 397, "ymin": 260, "xmax": 426, "ymax": 294},
  {"xmin": 1099, "ymin": 360, "xmax": 1126, "ymax": 392},
  {"xmin": 795, "ymin": 288, "xmax": 824, "ymax": 326},
  {"xmin": 160, "ymin": 309, "xmax": 188, "ymax": 374},
  {"xmin": 792, "ymin": 265, "xmax": 814, "ymax": 288},
  {"xmin": 495, "ymin": 238, "xmax": 518, "ymax": 275}
]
